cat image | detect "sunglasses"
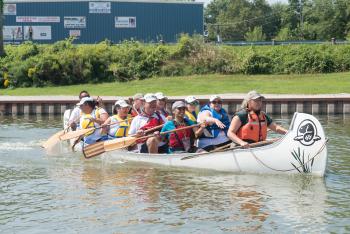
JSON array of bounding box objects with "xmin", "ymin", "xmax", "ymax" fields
[
  {"xmin": 211, "ymin": 101, "xmax": 222, "ymax": 105},
  {"xmin": 189, "ymin": 101, "xmax": 199, "ymax": 106}
]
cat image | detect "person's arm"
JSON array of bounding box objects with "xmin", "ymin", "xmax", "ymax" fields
[
  {"xmin": 268, "ymin": 122, "xmax": 288, "ymax": 134},
  {"xmin": 101, "ymin": 117, "xmax": 112, "ymax": 127},
  {"xmin": 198, "ymin": 111, "xmax": 226, "ymax": 129},
  {"xmin": 227, "ymin": 116, "xmax": 248, "ymax": 148},
  {"xmin": 193, "ymin": 121, "xmax": 206, "ymax": 138}
]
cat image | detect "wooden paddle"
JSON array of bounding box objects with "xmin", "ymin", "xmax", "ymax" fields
[
  {"xmin": 42, "ymin": 128, "xmax": 68, "ymax": 149},
  {"xmin": 83, "ymin": 124, "xmax": 200, "ymax": 159},
  {"xmin": 59, "ymin": 117, "xmax": 133, "ymax": 141},
  {"xmin": 181, "ymin": 138, "xmax": 279, "ymax": 160},
  {"xmin": 83, "ymin": 124, "xmax": 165, "ymax": 158}
]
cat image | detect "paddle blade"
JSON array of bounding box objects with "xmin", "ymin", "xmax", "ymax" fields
[
  {"xmin": 59, "ymin": 128, "xmax": 93, "ymax": 141},
  {"xmin": 83, "ymin": 142, "xmax": 105, "ymax": 159},
  {"xmin": 42, "ymin": 130, "xmax": 65, "ymax": 149},
  {"xmin": 104, "ymin": 136, "xmax": 137, "ymax": 152}
]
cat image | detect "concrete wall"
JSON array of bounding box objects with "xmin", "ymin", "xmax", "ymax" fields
[{"xmin": 1, "ymin": 94, "xmax": 350, "ymax": 116}]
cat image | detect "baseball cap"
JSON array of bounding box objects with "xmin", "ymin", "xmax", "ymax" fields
[
  {"xmin": 77, "ymin": 97, "xmax": 94, "ymax": 106},
  {"xmin": 143, "ymin": 93, "xmax": 157, "ymax": 103},
  {"xmin": 133, "ymin": 93, "xmax": 144, "ymax": 100},
  {"xmin": 246, "ymin": 90, "xmax": 264, "ymax": 100},
  {"xmin": 185, "ymin": 96, "xmax": 199, "ymax": 105},
  {"xmin": 155, "ymin": 92, "xmax": 167, "ymax": 100},
  {"xmin": 172, "ymin": 101, "xmax": 186, "ymax": 110},
  {"xmin": 114, "ymin": 99, "xmax": 130, "ymax": 108},
  {"xmin": 209, "ymin": 95, "xmax": 221, "ymax": 102}
]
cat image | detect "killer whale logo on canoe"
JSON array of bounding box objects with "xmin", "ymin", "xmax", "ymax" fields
[{"xmin": 294, "ymin": 119, "xmax": 321, "ymax": 146}]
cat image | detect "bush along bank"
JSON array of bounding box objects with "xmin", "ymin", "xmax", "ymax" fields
[{"xmin": 1, "ymin": 35, "xmax": 350, "ymax": 88}]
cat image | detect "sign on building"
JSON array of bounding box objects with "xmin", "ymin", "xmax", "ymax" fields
[
  {"xmin": 64, "ymin": 17, "xmax": 86, "ymax": 28},
  {"xmin": 24, "ymin": 26, "xmax": 52, "ymax": 40},
  {"xmin": 89, "ymin": 2, "xmax": 111, "ymax": 13},
  {"xmin": 69, "ymin": 30, "xmax": 81, "ymax": 38},
  {"xmin": 17, "ymin": 16, "xmax": 60, "ymax": 23},
  {"xmin": 3, "ymin": 26, "xmax": 23, "ymax": 40},
  {"xmin": 115, "ymin": 17, "xmax": 136, "ymax": 28},
  {"xmin": 4, "ymin": 4, "xmax": 17, "ymax": 15}
]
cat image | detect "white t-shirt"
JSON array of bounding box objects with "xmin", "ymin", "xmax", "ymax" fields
[
  {"xmin": 68, "ymin": 106, "xmax": 81, "ymax": 125},
  {"xmin": 128, "ymin": 112, "xmax": 167, "ymax": 150}
]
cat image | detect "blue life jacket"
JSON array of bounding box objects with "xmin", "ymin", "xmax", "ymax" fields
[{"xmin": 200, "ymin": 105, "xmax": 230, "ymax": 138}]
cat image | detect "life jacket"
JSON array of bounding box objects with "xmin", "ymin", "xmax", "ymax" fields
[
  {"xmin": 199, "ymin": 105, "xmax": 230, "ymax": 138},
  {"xmin": 108, "ymin": 115, "xmax": 131, "ymax": 138},
  {"xmin": 237, "ymin": 111, "xmax": 268, "ymax": 143},
  {"xmin": 129, "ymin": 106, "xmax": 141, "ymax": 117},
  {"xmin": 157, "ymin": 109, "xmax": 169, "ymax": 118},
  {"xmin": 168, "ymin": 119, "xmax": 193, "ymax": 151},
  {"xmin": 138, "ymin": 112, "xmax": 164, "ymax": 144},
  {"xmin": 79, "ymin": 109, "xmax": 104, "ymax": 144},
  {"xmin": 80, "ymin": 109, "xmax": 101, "ymax": 135},
  {"xmin": 185, "ymin": 110, "xmax": 198, "ymax": 123}
]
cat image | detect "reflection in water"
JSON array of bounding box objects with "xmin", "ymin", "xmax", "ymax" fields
[{"xmin": 0, "ymin": 115, "xmax": 349, "ymax": 233}]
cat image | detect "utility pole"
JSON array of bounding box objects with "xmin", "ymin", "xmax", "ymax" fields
[
  {"xmin": 0, "ymin": 0, "xmax": 5, "ymax": 57},
  {"xmin": 300, "ymin": 0, "xmax": 304, "ymax": 39}
]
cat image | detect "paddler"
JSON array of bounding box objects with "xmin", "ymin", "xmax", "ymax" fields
[
  {"xmin": 103, "ymin": 100, "xmax": 131, "ymax": 139},
  {"xmin": 155, "ymin": 92, "xmax": 171, "ymax": 118},
  {"xmin": 227, "ymin": 90, "xmax": 287, "ymax": 147},
  {"xmin": 128, "ymin": 93, "xmax": 168, "ymax": 154},
  {"xmin": 184, "ymin": 96, "xmax": 200, "ymax": 123}
]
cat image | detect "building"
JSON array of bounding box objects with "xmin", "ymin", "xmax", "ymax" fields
[{"xmin": 3, "ymin": 0, "xmax": 203, "ymax": 44}]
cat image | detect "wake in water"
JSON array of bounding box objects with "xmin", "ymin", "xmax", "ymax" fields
[{"xmin": 0, "ymin": 141, "xmax": 42, "ymax": 151}]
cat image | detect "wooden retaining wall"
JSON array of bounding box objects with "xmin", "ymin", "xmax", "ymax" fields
[{"xmin": 1, "ymin": 94, "xmax": 350, "ymax": 116}]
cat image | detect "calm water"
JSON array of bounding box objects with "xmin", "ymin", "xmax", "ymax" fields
[{"xmin": 0, "ymin": 115, "xmax": 349, "ymax": 233}]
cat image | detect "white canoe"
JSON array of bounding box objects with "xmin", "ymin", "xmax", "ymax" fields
[
  {"xmin": 63, "ymin": 111, "xmax": 328, "ymax": 176},
  {"xmin": 107, "ymin": 112, "xmax": 328, "ymax": 176}
]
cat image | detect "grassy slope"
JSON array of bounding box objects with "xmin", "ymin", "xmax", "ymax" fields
[{"xmin": 1, "ymin": 72, "xmax": 350, "ymax": 96}]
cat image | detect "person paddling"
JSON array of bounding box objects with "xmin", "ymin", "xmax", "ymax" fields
[
  {"xmin": 103, "ymin": 100, "xmax": 131, "ymax": 139},
  {"xmin": 197, "ymin": 95, "xmax": 231, "ymax": 151},
  {"xmin": 68, "ymin": 90, "xmax": 90, "ymax": 130},
  {"xmin": 184, "ymin": 96, "xmax": 200, "ymax": 123},
  {"xmin": 78, "ymin": 97, "xmax": 109, "ymax": 145},
  {"xmin": 155, "ymin": 92, "xmax": 171, "ymax": 118},
  {"xmin": 161, "ymin": 101, "xmax": 206, "ymax": 153},
  {"xmin": 128, "ymin": 93, "xmax": 168, "ymax": 154},
  {"xmin": 129, "ymin": 93, "xmax": 145, "ymax": 117},
  {"xmin": 227, "ymin": 91, "xmax": 287, "ymax": 147}
]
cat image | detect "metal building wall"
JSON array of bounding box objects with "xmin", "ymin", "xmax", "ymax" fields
[{"xmin": 4, "ymin": 0, "xmax": 203, "ymax": 43}]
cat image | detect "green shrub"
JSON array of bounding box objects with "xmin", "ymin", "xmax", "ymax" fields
[{"xmin": 1, "ymin": 35, "xmax": 350, "ymax": 88}]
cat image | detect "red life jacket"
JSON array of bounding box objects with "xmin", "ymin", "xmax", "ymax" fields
[
  {"xmin": 129, "ymin": 107, "xmax": 141, "ymax": 117},
  {"xmin": 157, "ymin": 109, "xmax": 169, "ymax": 118},
  {"xmin": 168, "ymin": 120, "xmax": 193, "ymax": 150},
  {"xmin": 237, "ymin": 111, "xmax": 268, "ymax": 143},
  {"xmin": 137, "ymin": 112, "xmax": 164, "ymax": 144}
]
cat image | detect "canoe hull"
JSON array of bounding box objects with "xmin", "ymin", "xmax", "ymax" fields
[{"xmin": 107, "ymin": 112, "xmax": 328, "ymax": 176}]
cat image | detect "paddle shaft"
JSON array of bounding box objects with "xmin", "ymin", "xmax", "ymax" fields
[
  {"xmin": 181, "ymin": 138, "xmax": 279, "ymax": 160},
  {"xmin": 134, "ymin": 123, "xmax": 200, "ymax": 142}
]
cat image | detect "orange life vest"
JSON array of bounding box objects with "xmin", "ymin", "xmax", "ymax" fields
[{"xmin": 237, "ymin": 111, "xmax": 268, "ymax": 143}]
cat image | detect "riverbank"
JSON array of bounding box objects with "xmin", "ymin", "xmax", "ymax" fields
[{"xmin": 1, "ymin": 72, "xmax": 350, "ymax": 96}]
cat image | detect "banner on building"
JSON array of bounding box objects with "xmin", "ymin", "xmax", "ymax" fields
[
  {"xmin": 64, "ymin": 17, "xmax": 86, "ymax": 28},
  {"xmin": 69, "ymin": 30, "xmax": 81, "ymax": 38},
  {"xmin": 16, "ymin": 16, "xmax": 60, "ymax": 23},
  {"xmin": 3, "ymin": 26, "xmax": 23, "ymax": 40},
  {"xmin": 24, "ymin": 26, "xmax": 52, "ymax": 40},
  {"xmin": 4, "ymin": 4, "xmax": 17, "ymax": 15},
  {"xmin": 115, "ymin": 17, "xmax": 136, "ymax": 28},
  {"xmin": 89, "ymin": 2, "xmax": 111, "ymax": 13}
]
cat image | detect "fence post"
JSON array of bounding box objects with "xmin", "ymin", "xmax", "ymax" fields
[{"xmin": 331, "ymin": 38, "xmax": 336, "ymax": 45}]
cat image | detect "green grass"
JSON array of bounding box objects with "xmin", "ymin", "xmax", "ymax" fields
[{"xmin": 1, "ymin": 72, "xmax": 350, "ymax": 96}]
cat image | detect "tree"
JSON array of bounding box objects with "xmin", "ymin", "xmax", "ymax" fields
[{"xmin": 245, "ymin": 26, "xmax": 266, "ymax": 41}]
